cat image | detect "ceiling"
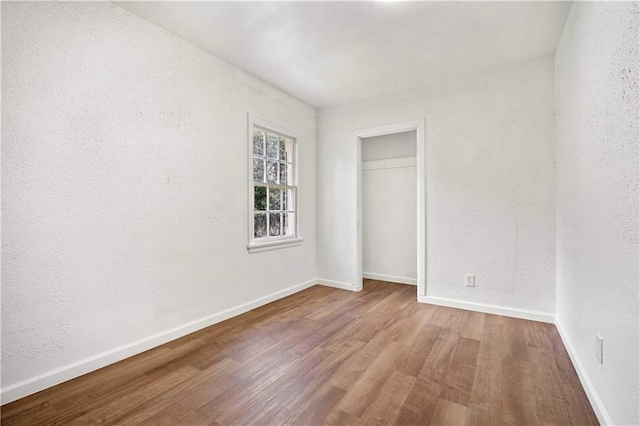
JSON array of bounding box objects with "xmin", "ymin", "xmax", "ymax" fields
[{"xmin": 116, "ymin": 1, "xmax": 572, "ymax": 108}]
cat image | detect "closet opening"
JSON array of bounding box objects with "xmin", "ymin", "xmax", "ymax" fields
[
  {"xmin": 354, "ymin": 119, "xmax": 426, "ymax": 298},
  {"xmin": 361, "ymin": 130, "xmax": 418, "ymax": 288}
]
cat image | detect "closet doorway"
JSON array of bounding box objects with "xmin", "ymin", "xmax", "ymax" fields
[
  {"xmin": 354, "ymin": 119, "xmax": 426, "ymax": 297},
  {"xmin": 362, "ymin": 131, "xmax": 418, "ymax": 286}
]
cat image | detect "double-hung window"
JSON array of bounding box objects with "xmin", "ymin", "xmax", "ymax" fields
[{"xmin": 248, "ymin": 116, "xmax": 302, "ymax": 252}]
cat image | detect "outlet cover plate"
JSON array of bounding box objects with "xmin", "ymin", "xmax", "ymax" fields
[
  {"xmin": 465, "ymin": 274, "xmax": 475, "ymax": 287},
  {"xmin": 596, "ymin": 333, "xmax": 603, "ymax": 364}
]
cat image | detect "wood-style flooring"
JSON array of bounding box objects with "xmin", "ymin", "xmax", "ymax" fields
[{"xmin": 1, "ymin": 280, "xmax": 598, "ymax": 425}]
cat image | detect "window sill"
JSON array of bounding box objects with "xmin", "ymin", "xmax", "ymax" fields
[{"xmin": 247, "ymin": 237, "xmax": 304, "ymax": 254}]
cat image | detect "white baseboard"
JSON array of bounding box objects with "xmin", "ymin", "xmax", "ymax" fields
[
  {"xmin": 0, "ymin": 278, "xmax": 317, "ymax": 405},
  {"xmin": 363, "ymin": 272, "xmax": 416, "ymax": 286},
  {"xmin": 317, "ymin": 278, "xmax": 359, "ymax": 292},
  {"xmin": 417, "ymin": 295, "xmax": 555, "ymax": 324},
  {"xmin": 555, "ymin": 319, "xmax": 613, "ymax": 426}
]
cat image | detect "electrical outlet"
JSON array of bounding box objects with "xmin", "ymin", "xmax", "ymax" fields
[
  {"xmin": 465, "ymin": 274, "xmax": 475, "ymax": 287},
  {"xmin": 596, "ymin": 333, "xmax": 603, "ymax": 364}
]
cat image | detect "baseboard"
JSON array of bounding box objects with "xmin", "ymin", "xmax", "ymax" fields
[
  {"xmin": 363, "ymin": 272, "xmax": 416, "ymax": 286},
  {"xmin": 418, "ymin": 295, "xmax": 555, "ymax": 323},
  {"xmin": 555, "ymin": 319, "xmax": 613, "ymax": 426},
  {"xmin": 0, "ymin": 278, "xmax": 317, "ymax": 405},
  {"xmin": 317, "ymin": 278, "xmax": 359, "ymax": 292}
]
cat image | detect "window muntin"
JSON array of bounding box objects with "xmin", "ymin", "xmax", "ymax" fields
[{"xmin": 251, "ymin": 126, "xmax": 296, "ymax": 243}]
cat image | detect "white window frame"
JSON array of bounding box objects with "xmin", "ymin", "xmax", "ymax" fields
[{"xmin": 247, "ymin": 114, "xmax": 303, "ymax": 253}]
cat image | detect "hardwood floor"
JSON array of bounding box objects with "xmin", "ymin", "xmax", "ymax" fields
[{"xmin": 1, "ymin": 280, "xmax": 598, "ymax": 425}]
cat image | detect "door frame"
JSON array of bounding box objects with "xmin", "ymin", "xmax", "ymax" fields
[{"xmin": 354, "ymin": 119, "xmax": 426, "ymax": 297}]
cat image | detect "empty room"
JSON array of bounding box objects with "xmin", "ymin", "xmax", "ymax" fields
[{"xmin": 1, "ymin": 1, "xmax": 638, "ymax": 425}]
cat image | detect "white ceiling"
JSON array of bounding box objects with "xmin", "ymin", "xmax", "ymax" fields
[{"xmin": 116, "ymin": 1, "xmax": 571, "ymax": 108}]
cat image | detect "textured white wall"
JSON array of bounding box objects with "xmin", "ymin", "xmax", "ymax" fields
[
  {"xmin": 362, "ymin": 132, "xmax": 417, "ymax": 283},
  {"xmin": 2, "ymin": 2, "xmax": 316, "ymax": 388},
  {"xmin": 318, "ymin": 56, "xmax": 556, "ymax": 314},
  {"xmin": 556, "ymin": 2, "xmax": 639, "ymax": 425}
]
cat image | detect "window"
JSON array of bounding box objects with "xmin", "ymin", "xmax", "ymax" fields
[{"xmin": 247, "ymin": 116, "xmax": 302, "ymax": 252}]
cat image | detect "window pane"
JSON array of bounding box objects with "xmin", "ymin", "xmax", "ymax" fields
[
  {"xmin": 266, "ymin": 160, "xmax": 278, "ymax": 184},
  {"xmin": 279, "ymin": 137, "xmax": 292, "ymax": 161},
  {"xmin": 254, "ymin": 213, "xmax": 267, "ymax": 238},
  {"xmin": 269, "ymin": 213, "xmax": 281, "ymax": 236},
  {"xmin": 269, "ymin": 187, "xmax": 281, "ymax": 210},
  {"xmin": 283, "ymin": 213, "xmax": 295, "ymax": 236},
  {"xmin": 250, "ymin": 125, "xmax": 297, "ymax": 243},
  {"xmin": 253, "ymin": 130, "xmax": 265, "ymax": 156},
  {"xmin": 266, "ymin": 134, "xmax": 279, "ymax": 159},
  {"xmin": 283, "ymin": 188, "xmax": 294, "ymax": 211},
  {"xmin": 254, "ymin": 186, "xmax": 267, "ymax": 210},
  {"xmin": 279, "ymin": 162, "xmax": 290, "ymax": 185},
  {"xmin": 253, "ymin": 157, "xmax": 265, "ymax": 182}
]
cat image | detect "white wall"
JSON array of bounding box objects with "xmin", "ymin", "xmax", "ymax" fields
[
  {"xmin": 1, "ymin": 1, "xmax": 317, "ymax": 397},
  {"xmin": 318, "ymin": 56, "xmax": 556, "ymax": 315},
  {"xmin": 362, "ymin": 131, "xmax": 417, "ymax": 161},
  {"xmin": 555, "ymin": 2, "xmax": 639, "ymax": 425},
  {"xmin": 362, "ymin": 131, "xmax": 417, "ymax": 284}
]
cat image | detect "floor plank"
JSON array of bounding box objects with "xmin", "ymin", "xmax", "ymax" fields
[{"xmin": 1, "ymin": 280, "xmax": 598, "ymax": 425}]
